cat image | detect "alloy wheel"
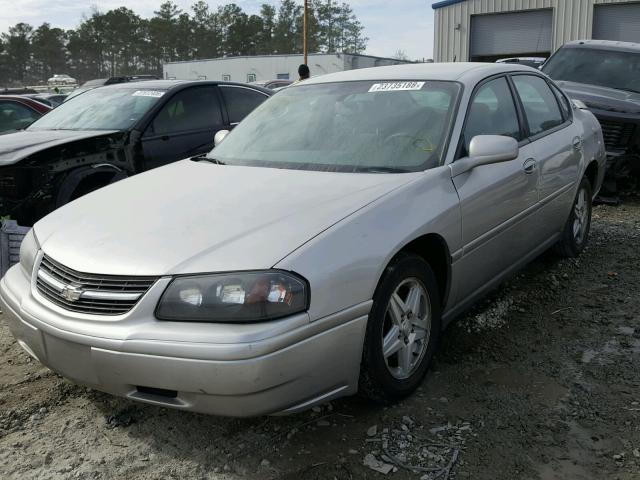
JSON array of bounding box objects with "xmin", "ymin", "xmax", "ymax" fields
[
  {"xmin": 573, "ymin": 186, "xmax": 589, "ymax": 244},
  {"xmin": 381, "ymin": 278, "xmax": 431, "ymax": 380}
]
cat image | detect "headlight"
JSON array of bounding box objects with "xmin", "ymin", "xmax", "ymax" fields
[
  {"xmin": 156, "ymin": 271, "xmax": 309, "ymax": 322},
  {"xmin": 19, "ymin": 229, "xmax": 39, "ymax": 276}
]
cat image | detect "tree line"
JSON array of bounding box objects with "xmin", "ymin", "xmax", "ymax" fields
[{"xmin": 0, "ymin": 0, "xmax": 368, "ymax": 87}]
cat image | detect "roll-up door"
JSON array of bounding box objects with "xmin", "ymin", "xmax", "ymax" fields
[
  {"xmin": 593, "ymin": 3, "xmax": 640, "ymax": 43},
  {"xmin": 470, "ymin": 10, "xmax": 553, "ymax": 61}
]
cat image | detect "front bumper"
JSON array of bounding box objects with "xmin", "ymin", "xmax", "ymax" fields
[{"xmin": 0, "ymin": 263, "xmax": 369, "ymax": 417}]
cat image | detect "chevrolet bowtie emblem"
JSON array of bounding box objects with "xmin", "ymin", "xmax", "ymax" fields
[{"xmin": 60, "ymin": 285, "xmax": 83, "ymax": 302}]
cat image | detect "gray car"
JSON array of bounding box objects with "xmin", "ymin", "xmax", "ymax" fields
[{"xmin": 1, "ymin": 63, "xmax": 605, "ymax": 417}]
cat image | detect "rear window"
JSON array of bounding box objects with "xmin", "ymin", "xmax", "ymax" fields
[
  {"xmin": 220, "ymin": 86, "xmax": 269, "ymax": 124},
  {"xmin": 512, "ymin": 75, "xmax": 564, "ymax": 136}
]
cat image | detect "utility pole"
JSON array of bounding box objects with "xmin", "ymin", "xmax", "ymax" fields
[{"xmin": 303, "ymin": 0, "xmax": 309, "ymax": 65}]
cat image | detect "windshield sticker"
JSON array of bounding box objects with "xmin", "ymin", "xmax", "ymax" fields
[
  {"xmin": 368, "ymin": 82, "xmax": 425, "ymax": 93},
  {"xmin": 132, "ymin": 90, "xmax": 165, "ymax": 98}
]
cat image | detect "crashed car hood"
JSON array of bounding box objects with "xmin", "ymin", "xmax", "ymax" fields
[
  {"xmin": 34, "ymin": 159, "xmax": 418, "ymax": 276},
  {"xmin": 556, "ymin": 81, "xmax": 640, "ymax": 115},
  {"xmin": 0, "ymin": 129, "xmax": 121, "ymax": 166}
]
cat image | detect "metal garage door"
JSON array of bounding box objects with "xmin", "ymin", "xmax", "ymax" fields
[
  {"xmin": 593, "ymin": 3, "xmax": 640, "ymax": 43},
  {"xmin": 470, "ymin": 10, "xmax": 553, "ymax": 60}
]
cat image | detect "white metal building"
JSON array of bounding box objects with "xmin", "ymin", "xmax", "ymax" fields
[
  {"xmin": 163, "ymin": 53, "xmax": 409, "ymax": 83},
  {"xmin": 433, "ymin": 0, "xmax": 640, "ymax": 62}
]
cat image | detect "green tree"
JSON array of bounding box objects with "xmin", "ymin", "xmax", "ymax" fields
[
  {"xmin": 147, "ymin": 1, "xmax": 183, "ymax": 71},
  {"xmin": 30, "ymin": 24, "xmax": 67, "ymax": 83},
  {"xmin": 101, "ymin": 8, "xmax": 145, "ymax": 76},
  {"xmin": 0, "ymin": 0, "xmax": 368, "ymax": 86},
  {"xmin": 191, "ymin": 1, "xmax": 222, "ymax": 59},
  {"xmin": 273, "ymin": 0, "xmax": 303, "ymax": 54},
  {"xmin": 66, "ymin": 11, "xmax": 108, "ymax": 81},
  {"xmin": 1, "ymin": 23, "xmax": 33, "ymax": 85},
  {"xmin": 257, "ymin": 4, "xmax": 276, "ymax": 55}
]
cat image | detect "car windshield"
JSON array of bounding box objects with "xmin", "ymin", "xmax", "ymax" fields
[
  {"xmin": 209, "ymin": 80, "xmax": 461, "ymax": 173},
  {"xmin": 27, "ymin": 87, "xmax": 165, "ymax": 131},
  {"xmin": 542, "ymin": 47, "xmax": 640, "ymax": 94}
]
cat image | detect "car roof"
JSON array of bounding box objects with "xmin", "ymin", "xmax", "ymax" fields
[
  {"xmin": 97, "ymin": 79, "xmax": 272, "ymax": 94},
  {"xmin": 302, "ymin": 62, "xmax": 539, "ymax": 86},
  {"xmin": 562, "ymin": 39, "xmax": 640, "ymax": 52},
  {"xmin": 0, "ymin": 95, "xmax": 40, "ymax": 102}
]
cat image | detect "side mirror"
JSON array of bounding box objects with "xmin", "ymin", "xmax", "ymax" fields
[
  {"xmin": 450, "ymin": 135, "xmax": 519, "ymax": 177},
  {"xmin": 214, "ymin": 129, "xmax": 230, "ymax": 146},
  {"xmin": 571, "ymin": 99, "xmax": 588, "ymax": 110}
]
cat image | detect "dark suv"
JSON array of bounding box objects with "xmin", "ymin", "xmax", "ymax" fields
[
  {"xmin": 0, "ymin": 80, "xmax": 271, "ymax": 226},
  {"xmin": 541, "ymin": 40, "xmax": 640, "ymax": 195}
]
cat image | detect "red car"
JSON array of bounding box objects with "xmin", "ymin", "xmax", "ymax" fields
[{"xmin": 0, "ymin": 96, "xmax": 51, "ymax": 134}]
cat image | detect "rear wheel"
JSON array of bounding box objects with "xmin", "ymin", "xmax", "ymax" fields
[
  {"xmin": 554, "ymin": 177, "xmax": 592, "ymax": 258},
  {"xmin": 359, "ymin": 253, "xmax": 441, "ymax": 403}
]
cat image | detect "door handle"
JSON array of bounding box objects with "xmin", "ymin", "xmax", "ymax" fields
[
  {"xmin": 572, "ymin": 137, "xmax": 582, "ymax": 150},
  {"xmin": 523, "ymin": 158, "xmax": 537, "ymax": 174}
]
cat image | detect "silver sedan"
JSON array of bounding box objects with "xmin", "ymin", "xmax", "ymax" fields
[{"xmin": 1, "ymin": 63, "xmax": 605, "ymax": 416}]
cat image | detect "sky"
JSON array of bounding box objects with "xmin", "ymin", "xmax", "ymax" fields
[{"xmin": 0, "ymin": 0, "xmax": 437, "ymax": 60}]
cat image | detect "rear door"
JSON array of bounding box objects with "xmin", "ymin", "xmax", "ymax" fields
[
  {"xmin": 452, "ymin": 75, "xmax": 539, "ymax": 301},
  {"xmin": 219, "ymin": 85, "xmax": 270, "ymax": 128},
  {"xmin": 510, "ymin": 74, "xmax": 581, "ymax": 239},
  {"xmin": 141, "ymin": 85, "xmax": 225, "ymax": 170}
]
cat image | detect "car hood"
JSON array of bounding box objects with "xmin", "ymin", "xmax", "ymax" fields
[
  {"xmin": 556, "ymin": 81, "xmax": 640, "ymax": 115},
  {"xmin": 0, "ymin": 129, "xmax": 121, "ymax": 166},
  {"xmin": 34, "ymin": 160, "xmax": 418, "ymax": 276}
]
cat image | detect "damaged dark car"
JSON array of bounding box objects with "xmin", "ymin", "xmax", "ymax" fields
[
  {"xmin": 541, "ymin": 40, "xmax": 640, "ymax": 197},
  {"xmin": 0, "ymin": 80, "xmax": 271, "ymax": 226}
]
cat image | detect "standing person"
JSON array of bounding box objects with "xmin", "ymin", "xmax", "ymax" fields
[{"xmin": 296, "ymin": 64, "xmax": 310, "ymax": 83}]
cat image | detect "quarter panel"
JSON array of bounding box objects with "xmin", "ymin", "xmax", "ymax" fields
[{"xmin": 275, "ymin": 167, "xmax": 462, "ymax": 321}]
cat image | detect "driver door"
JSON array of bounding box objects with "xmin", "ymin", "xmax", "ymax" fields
[
  {"xmin": 141, "ymin": 86, "xmax": 225, "ymax": 170},
  {"xmin": 452, "ymin": 76, "xmax": 539, "ymax": 301}
]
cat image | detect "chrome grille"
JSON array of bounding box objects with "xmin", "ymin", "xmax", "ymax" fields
[
  {"xmin": 36, "ymin": 254, "xmax": 157, "ymax": 315},
  {"xmin": 598, "ymin": 120, "xmax": 635, "ymax": 150}
]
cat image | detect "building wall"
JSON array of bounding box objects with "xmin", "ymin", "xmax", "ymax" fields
[
  {"xmin": 163, "ymin": 54, "xmax": 406, "ymax": 82},
  {"xmin": 434, "ymin": 0, "xmax": 634, "ymax": 62}
]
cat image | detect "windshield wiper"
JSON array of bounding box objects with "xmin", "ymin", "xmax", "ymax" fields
[
  {"xmin": 200, "ymin": 157, "xmax": 227, "ymax": 165},
  {"xmin": 356, "ymin": 166, "xmax": 411, "ymax": 173}
]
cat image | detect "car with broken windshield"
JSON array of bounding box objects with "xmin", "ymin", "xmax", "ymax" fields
[
  {"xmin": 1, "ymin": 63, "xmax": 605, "ymax": 417},
  {"xmin": 0, "ymin": 80, "xmax": 271, "ymax": 226}
]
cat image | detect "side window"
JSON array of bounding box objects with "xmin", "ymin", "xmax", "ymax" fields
[
  {"xmin": 513, "ymin": 75, "xmax": 564, "ymax": 136},
  {"xmin": 151, "ymin": 86, "xmax": 222, "ymax": 135},
  {"xmin": 0, "ymin": 101, "xmax": 40, "ymax": 131},
  {"xmin": 462, "ymin": 77, "xmax": 521, "ymax": 155},
  {"xmin": 220, "ymin": 87, "xmax": 268, "ymax": 124}
]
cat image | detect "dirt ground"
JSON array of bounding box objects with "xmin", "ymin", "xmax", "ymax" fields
[{"xmin": 1, "ymin": 197, "xmax": 639, "ymax": 480}]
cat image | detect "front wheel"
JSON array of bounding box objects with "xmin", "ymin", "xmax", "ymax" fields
[
  {"xmin": 554, "ymin": 177, "xmax": 592, "ymax": 258},
  {"xmin": 359, "ymin": 253, "xmax": 441, "ymax": 403}
]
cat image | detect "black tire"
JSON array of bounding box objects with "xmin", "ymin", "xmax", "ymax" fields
[
  {"xmin": 554, "ymin": 176, "xmax": 592, "ymax": 258},
  {"xmin": 359, "ymin": 252, "xmax": 441, "ymax": 403}
]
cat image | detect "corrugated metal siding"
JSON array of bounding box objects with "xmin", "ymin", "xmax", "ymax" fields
[
  {"xmin": 593, "ymin": 2, "xmax": 640, "ymax": 43},
  {"xmin": 470, "ymin": 9, "xmax": 553, "ymax": 57},
  {"xmin": 434, "ymin": 0, "xmax": 636, "ymax": 62}
]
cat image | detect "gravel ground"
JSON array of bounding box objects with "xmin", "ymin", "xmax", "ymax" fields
[{"xmin": 1, "ymin": 197, "xmax": 639, "ymax": 480}]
